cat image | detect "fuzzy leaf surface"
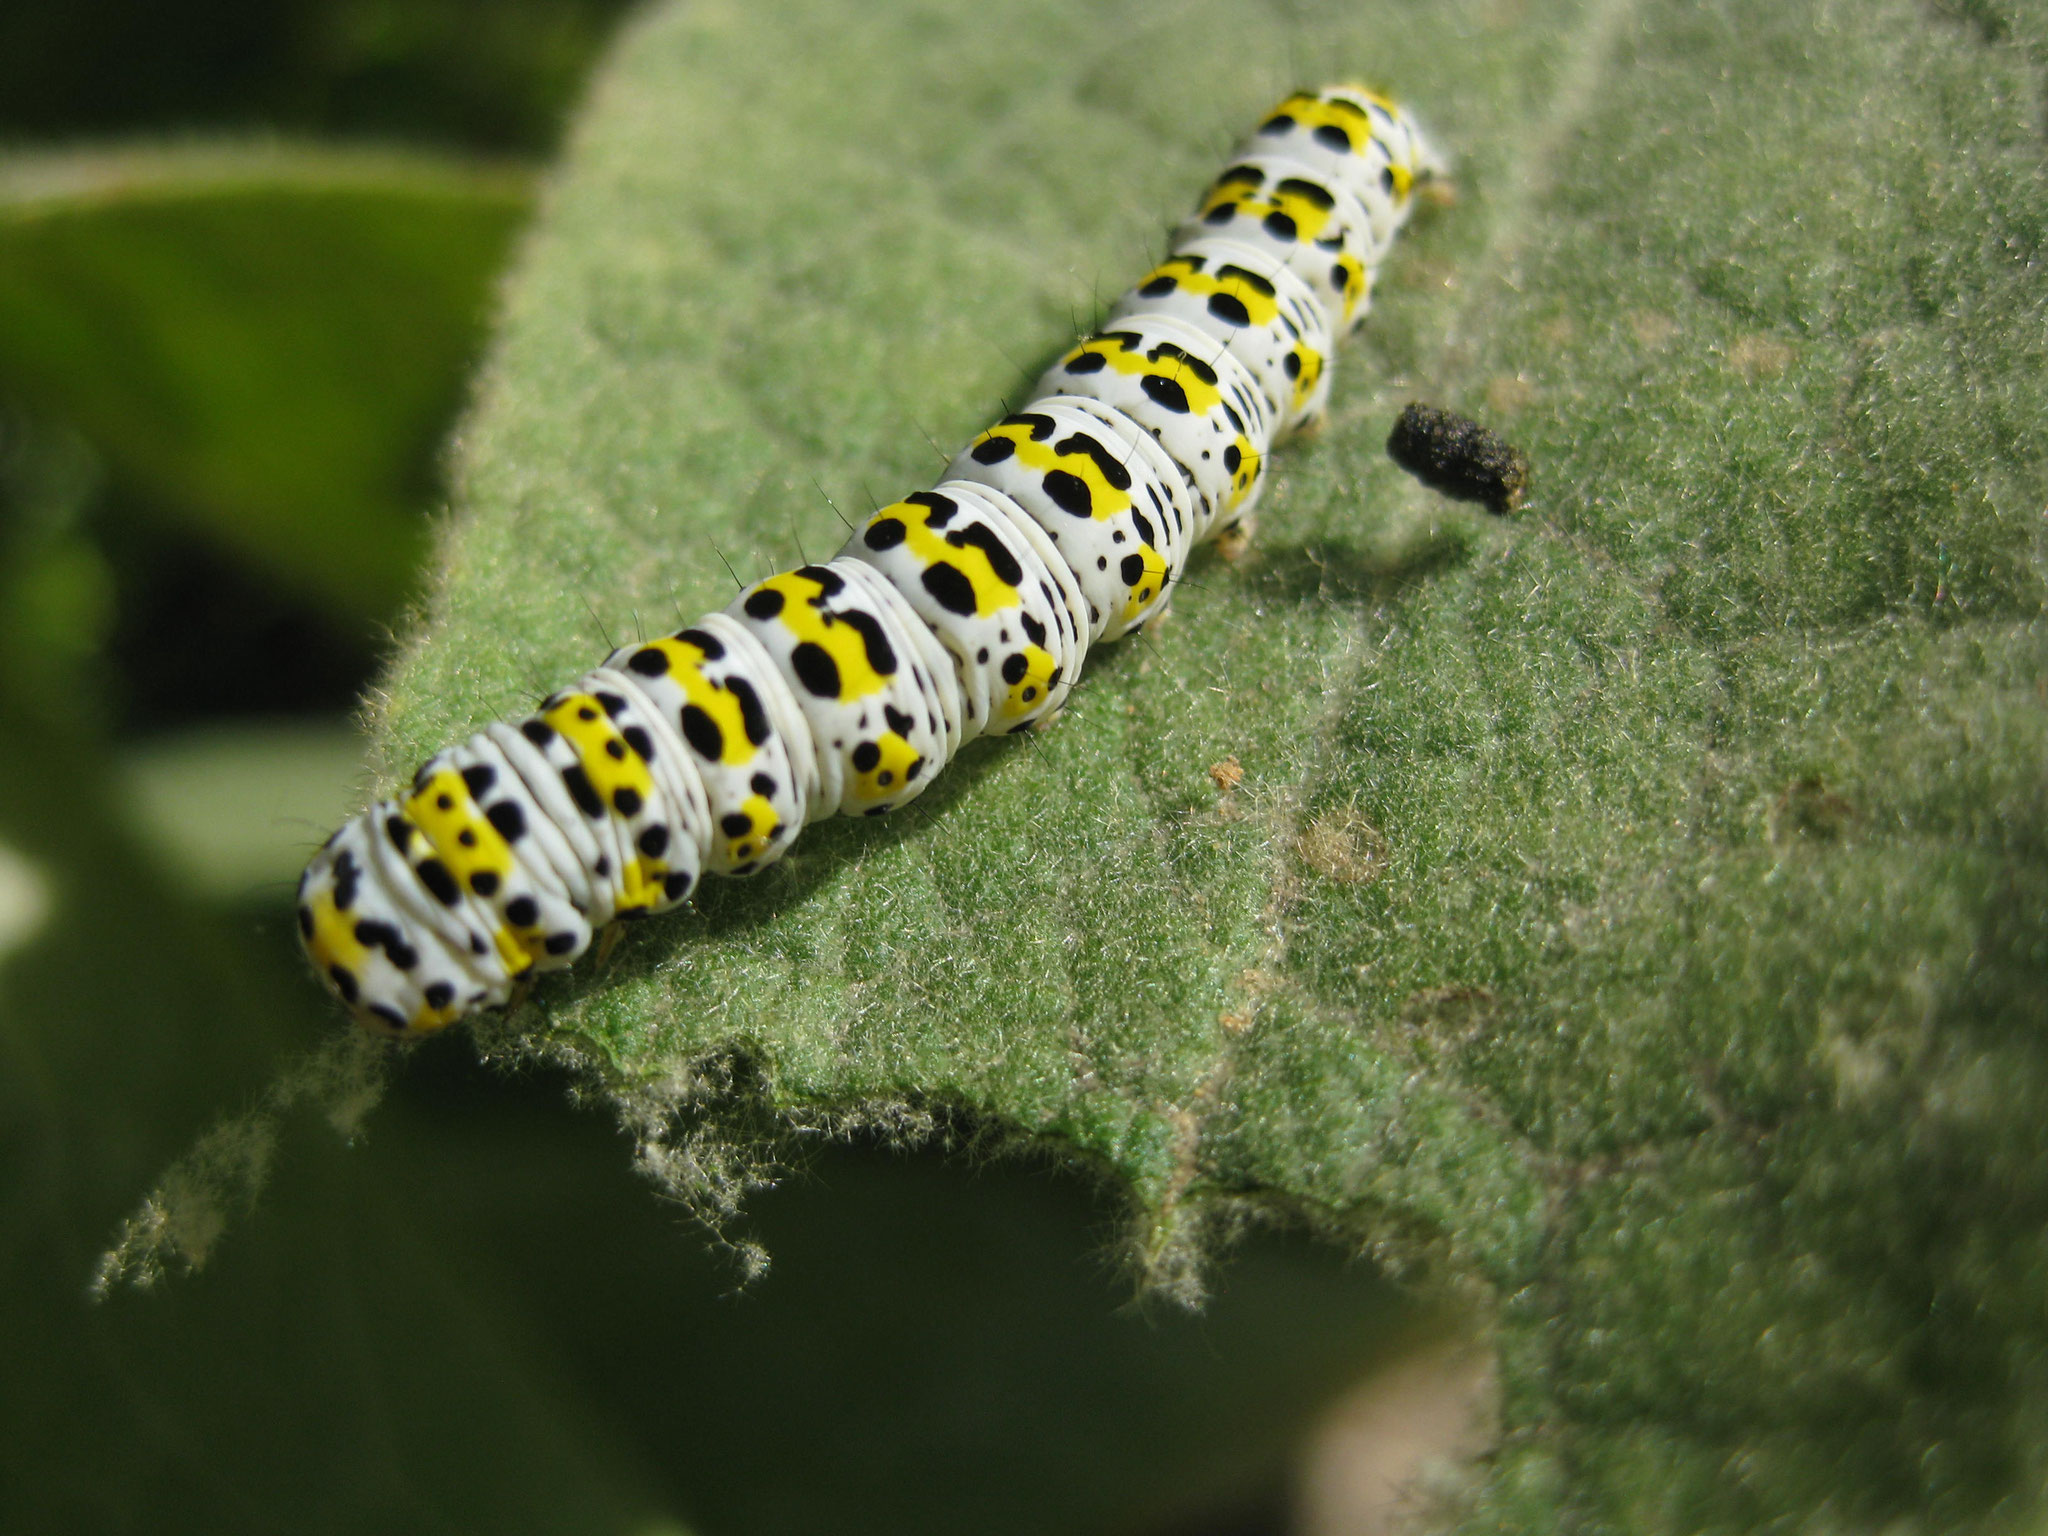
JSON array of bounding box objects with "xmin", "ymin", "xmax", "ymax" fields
[{"xmin": 372, "ymin": 1, "xmax": 2048, "ymax": 1527}]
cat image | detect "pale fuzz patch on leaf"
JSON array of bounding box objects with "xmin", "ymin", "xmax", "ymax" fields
[
  {"xmin": 1296, "ymin": 810, "xmax": 1390, "ymax": 886},
  {"xmin": 1727, "ymin": 332, "xmax": 1796, "ymax": 379},
  {"xmin": 1484, "ymin": 373, "xmax": 1534, "ymax": 415},
  {"xmin": 1626, "ymin": 309, "xmax": 1678, "ymax": 347}
]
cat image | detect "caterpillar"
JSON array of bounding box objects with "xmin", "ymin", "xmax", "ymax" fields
[{"xmin": 299, "ymin": 85, "xmax": 1445, "ymax": 1038}]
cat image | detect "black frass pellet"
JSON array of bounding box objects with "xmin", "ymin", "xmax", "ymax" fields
[{"xmin": 1386, "ymin": 401, "xmax": 1528, "ymax": 515}]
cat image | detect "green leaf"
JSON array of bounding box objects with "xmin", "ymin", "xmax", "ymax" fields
[
  {"xmin": 369, "ymin": 0, "xmax": 2048, "ymax": 1528},
  {"xmin": 116, "ymin": 718, "xmax": 370, "ymax": 900},
  {"xmin": 0, "ymin": 713, "xmax": 682, "ymax": 1535},
  {"xmin": 0, "ymin": 143, "xmax": 530, "ymax": 616},
  {"xmin": 4, "ymin": 704, "xmax": 1435, "ymax": 1535}
]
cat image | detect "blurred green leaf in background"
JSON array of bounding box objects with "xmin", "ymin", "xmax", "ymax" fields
[
  {"xmin": 0, "ymin": 0, "xmax": 637, "ymax": 736},
  {"xmin": 0, "ymin": 146, "xmax": 530, "ymax": 618}
]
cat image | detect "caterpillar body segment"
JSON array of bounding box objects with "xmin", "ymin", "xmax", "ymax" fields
[
  {"xmin": 1033, "ymin": 313, "xmax": 1274, "ymax": 541},
  {"xmin": 1113, "ymin": 240, "xmax": 1338, "ymax": 439},
  {"xmin": 1176, "ymin": 154, "xmax": 1384, "ymax": 331},
  {"xmin": 947, "ymin": 401, "xmax": 1173, "ymax": 643}
]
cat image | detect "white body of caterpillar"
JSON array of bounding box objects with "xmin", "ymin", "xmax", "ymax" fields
[{"xmin": 299, "ymin": 85, "xmax": 1445, "ymax": 1036}]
